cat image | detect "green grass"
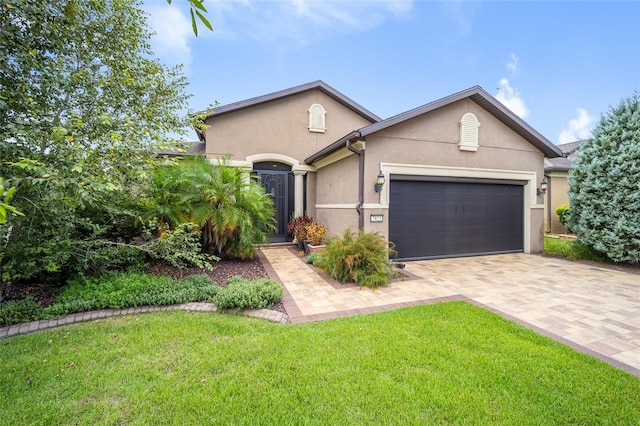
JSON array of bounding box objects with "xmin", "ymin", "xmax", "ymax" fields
[
  {"xmin": 544, "ymin": 237, "xmax": 574, "ymax": 257},
  {"xmin": 2, "ymin": 302, "xmax": 638, "ymax": 424},
  {"xmin": 544, "ymin": 237, "xmax": 609, "ymax": 262}
]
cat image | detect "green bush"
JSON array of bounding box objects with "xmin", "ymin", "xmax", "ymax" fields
[
  {"xmin": 555, "ymin": 204, "xmax": 570, "ymax": 226},
  {"xmin": 306, "ymin": 253, "xmax": 319, "ymax": 265},
  {"xmin": 315, "ymin": 229, "xmax": 396, "ymax": 289},
  {"xmin": 0, "ymin": 297, "xmax": 43, "ymax": 327},
  {"xmin": 213, "ymin": 276, "xmax": 283, "ymax": 310},
  {"xmin": 145, "ymin": 222, "xmax": 218, "ymax": 270},
  {"xmin": 567, "ymin": 92, "xmax": 640, "ymax": 262},
  {"xmin": 51, "ymin": 272, "xmax": 219, "ymax": 312},
  {"xmin": 0, "ymin": 272, "xmax": 283, "ymax": 327}
]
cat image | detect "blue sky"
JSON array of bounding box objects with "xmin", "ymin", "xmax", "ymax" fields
[{"xmin": 143, "ymin": 0, "xmax": 640, "ymax": 145}]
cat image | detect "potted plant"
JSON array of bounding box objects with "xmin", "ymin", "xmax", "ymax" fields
[
  {"xmin": 287, "ymin": 215, "xmax": 313, "ymax": 249},
  {"xmin": 304, "ymin": 222, "xmax": 327, "ymax": 253}
]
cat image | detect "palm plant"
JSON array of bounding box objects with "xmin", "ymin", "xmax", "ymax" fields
[
  {"xmin": 179, "ymin": 156, "xmax": 275, "ymax": 259},
  {"xmin": 144, "ymin": 161, "xmax": 191, "ymax": 234}
]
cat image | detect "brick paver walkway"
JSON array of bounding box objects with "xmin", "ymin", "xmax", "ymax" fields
[{"xmin": 260, "ymin": 247, "xmax": 640, "ymax": 377}]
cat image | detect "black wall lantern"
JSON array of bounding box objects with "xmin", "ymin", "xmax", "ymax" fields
[
  {"xmin": 537, "ymin": 178, "xmax": 548, "ymax": 196},
  {"xmin": 374, "ymin": 170, "xmax": 385, "ymax": 193}
]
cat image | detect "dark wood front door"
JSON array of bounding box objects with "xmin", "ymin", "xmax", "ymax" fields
[{"xmin": 253, "ymin": 162, "xmax": 294, "ymax": 243}]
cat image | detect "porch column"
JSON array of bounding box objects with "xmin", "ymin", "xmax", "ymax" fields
[{"xmin": 293, "ymin": 170, "xmax": 306, "ymax": 217}]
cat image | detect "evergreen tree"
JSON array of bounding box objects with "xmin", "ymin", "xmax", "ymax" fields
[{"xmin": 567, "ymin": 92, "xmax": 640, "ymax": 263}]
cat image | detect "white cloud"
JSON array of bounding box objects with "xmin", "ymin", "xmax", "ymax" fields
[
  {"xmin": 205, "ymin": 0, "xmax": 414, "ymax": 50},
  {"xmin": 558, "ymin": 108, "xmax": 594, "ymax": 144},
  {"xmin": 495, "ymin": 78, "xmax": 529, "ymax": 119},
  {"xmin": 507, "ymin": 53, "xmax": 519, "ymax": 73},
  {"xmin": 147, "ymin": 4, "xmax": 193, "ymax": 70}
]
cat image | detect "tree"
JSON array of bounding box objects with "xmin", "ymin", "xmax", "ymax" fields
[
  {"xmin": 567, "ymin": 92, "xmax": 640, "ymax": 263},
  {"xmin": 0, "ymin": 0, "xmax": 199, "ymax": 287},
  {"xmin": 168, "ymin": 0, "xmax": 213, "ymax": 36},
  {"xmin": 0, "ymin": 178, "xmax": 23, "ymax": 224}
]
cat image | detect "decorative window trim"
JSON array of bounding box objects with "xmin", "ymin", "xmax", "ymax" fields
[
  {"xmin": 459, "ymin": 112, "xmax": 480, "ymax": 152},
  {"xmin": 308, "ymin": 103, "xmax": 326, "ymax": 133}
]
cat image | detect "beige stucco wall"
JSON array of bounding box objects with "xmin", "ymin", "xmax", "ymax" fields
[
  {"xmin": 203, "ymin": 90, "xmax": 373, "ymax": 164},
  {"xmin": 361, "ymin": 99, "xmax": 544, "ymax": 194},
  {"xmin": 545, "ymin": 172, "xmax": 570, "ymax": 234},
  {"xmin": 314, "ymin": 155, "xmax": 359, "ymax": 236},
  {"xmin": 315, "ymin": 98, "xmax": 547, "ymax": 254}
]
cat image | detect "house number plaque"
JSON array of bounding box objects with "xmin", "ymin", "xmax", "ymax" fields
[{"xmin": 370, "ymin": 214, "xmax": 384, "ymax": 223}]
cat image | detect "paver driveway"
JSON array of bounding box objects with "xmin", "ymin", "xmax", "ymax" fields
[{"xmin": 260, "ymin": 247, "xmax": 640, "ymax": 376}]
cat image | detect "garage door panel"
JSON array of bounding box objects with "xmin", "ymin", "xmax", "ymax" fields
[{"xmin": 389, "ymin": 180, "xmax": 523, "ymax": 260}]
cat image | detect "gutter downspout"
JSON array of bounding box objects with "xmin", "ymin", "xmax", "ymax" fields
[
  {"xmin": 346, "ymin": 136, "xmax": 364, "ymax": 231},
  {"xmin": 545, "ymin": 174, "xmax": 551, "ymax": 233}
]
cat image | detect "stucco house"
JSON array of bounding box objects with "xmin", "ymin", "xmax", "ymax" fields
[
  {"xmin": 543, "ymin": 141, "xmax": 582, "ymax": 234},
  {"xmin": 198, "ymin": 81, "xmax": 562, "ymax": 261}
]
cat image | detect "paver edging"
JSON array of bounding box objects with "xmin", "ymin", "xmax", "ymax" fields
[{"xmin": 0, "ymin": 303, "xmax": 289, "ymax": 339}]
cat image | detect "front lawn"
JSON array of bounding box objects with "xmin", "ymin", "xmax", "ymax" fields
[{"xmin": 2, "ymin": 302, "xmax": 638, "ymax": 424}]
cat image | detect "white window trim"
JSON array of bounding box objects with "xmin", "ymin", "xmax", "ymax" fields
[
  {"xmin": 459, "ymin": 112, "xmax": 480, "ymax": 152},
  {"xmin": 308, "ymin": 103, "xmax": 326, "ymax": 133}
]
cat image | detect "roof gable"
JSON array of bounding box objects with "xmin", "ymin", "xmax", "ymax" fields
[
  {"xmin": 204, "ymin": 80, "xmax": 381, "ymax": 123},
  {"xmin": 307, "ymin": 86, "xmax": 562, "ymax": 164},
  {"xmin": 359, "ymin": 86, "xmax": 562, "ymax": 158}
]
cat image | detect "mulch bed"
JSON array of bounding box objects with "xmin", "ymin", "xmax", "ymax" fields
[
  {"xmin": 3, "ymin": 257, "xmax": 287, "ymax": 315},
  {"xmin": 145, "ymin": 258, "xmax": 268, "ymax": 284}
]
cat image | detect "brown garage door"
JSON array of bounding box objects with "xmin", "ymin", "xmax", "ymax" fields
[{"xmin": 389, "ymin": 177, "xmax": 524, "ymax": 260}]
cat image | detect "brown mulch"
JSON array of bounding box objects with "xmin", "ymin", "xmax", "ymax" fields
[
  {"xmin": 3, "ymin": 281, "xmax": 65, "ymax": 307},
  {"xmin": 3, "ymin": 257, "xmax": 287, "ymax": 315},
  {"xmin": 145, "ymin": 257, "xmax": 268, "ymax": 284}
]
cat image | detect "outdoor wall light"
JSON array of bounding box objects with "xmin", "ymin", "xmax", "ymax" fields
[
  {"xmin": 374, "ymin": 170, "xmax": 385, "ymax": 193},
  {"xmin": 537, "ymin": 178, "xmax": 548, "ymax": 196}
]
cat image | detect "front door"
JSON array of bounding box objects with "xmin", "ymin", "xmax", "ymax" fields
[{"xmin": 253, "ymin": 162, "xmax": 294, "ymax": 243}]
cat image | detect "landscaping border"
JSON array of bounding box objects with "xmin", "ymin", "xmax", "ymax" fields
[{"xmin": 0, "ymin": 302, "xmax": 289, "ymax": 339}]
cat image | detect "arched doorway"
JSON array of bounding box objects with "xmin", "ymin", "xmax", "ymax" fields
[{"xmin": 253, "ymin": 161, "xmax": 294, "ymax": 243}]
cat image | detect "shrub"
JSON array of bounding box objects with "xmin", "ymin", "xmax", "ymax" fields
[
  {"xmin": 213, "ymin": 276, "xmax": 283, "ymax": 310},
  {"xmin": 315, "ymin": 229, "xmax": 396, "ymax": 289},
  {"xmin": 0, "ymin": 273, "xmax": 222, "ymax": 326},
  {"xmin": 306, "ymin": 253, "xmax": 319, "ymax": 265},
  {"xmin": 0, "ymin": 297, "xmax": 43, "ymax": 327},
  {"xmin": 43, "ymin": 272, "xmax": 219, "ymax": 316},
  {"xmin": 287, "ymin": 215, "xmax": 313, "ymax": 242},
  {"xmin": 305, "ymin": 222, "xmax": 327, "ymax": 245},
  {"xmin": 555, "ymin": 204, "xmax": 570, "ymax": 227},
  {"xmin": 567, "ymin": 92, "xmax": 640, "ymax": 263},
  {"xmin": 144, "ymin": 222, "xmax": 218, "ymax": 270}
]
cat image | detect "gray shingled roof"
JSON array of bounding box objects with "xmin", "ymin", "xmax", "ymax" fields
[
  {"xmin": 544, "ymin": 140, "xmax": 584, "ymax": 172},
  {"xmin": 544, "ymin": 157, "xmax": 574, "ymax": 172},
  {"xmin": 557, "ymin": 140, "xmax": 582, "ymax": 156},
  {"xmin": 157, "ymin": 141, "xmax": 206, "ymax": 157},
  {"xmin": 306, "ymin": 86, "xmax": 563, "ymax": 164}
]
